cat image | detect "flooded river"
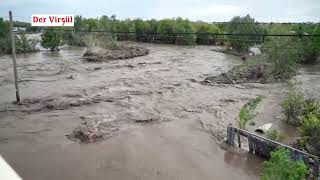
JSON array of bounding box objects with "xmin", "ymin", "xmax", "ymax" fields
[{"xmin": 0, "ymin": 43, "xmax": 317, "ymax": 180}]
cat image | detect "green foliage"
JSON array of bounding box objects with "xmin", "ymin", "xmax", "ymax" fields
[
  {"xmin": 264, "ymin": 36, "xmax": 300, "ymax": 79},
  {"xmin": 98, "ymin": 15, "xmax": 111, "ymax": 32},
  {"xmin": 261, "ymin": 149, "xmax": 308, "ymax": 180},
  {"xmin": 195, "ymin": 22, "xmax": 221, "ymax": 45},
  {"xmin": 296, "ymin": 25, "xmax": 320, "ymax": 64},
  {"xmin": 174, "ymin": 18, "xmax": 196, "ymax": 45},
  {"xmin": 41, "ymin": 28, "xmax": 62, "ymax": 51},
  {"xmin": 226, "ymin": 14, "xmax": 263, "ymax": 53},
  {"xmin": 62, "ymin": 31, "xmax": 86, "ymax": 46},
  {"xmin": 265, "ymin": 129, "xmax": 286, "ymax": 142},
  {"xmin": 15, "ymin": 34, "xmax": 39, "ymax": 53},
  {"xmin": 116, "ymin": 19, "xmax": 135, "ymax": 41},
  {"xmin": 134, "ymin": 19, "xmax": 150, "ymax": 42},
  {"xmin": 82, "ymin": 18, "xmax": 98, "ymax": 32},
  {"xmin": 0, "ymin": 18, "xmax": 11, "ymax": 54},
  {"xmin": 300, "ymin": 114, "xmax": 320, "ymax": 156},
  {"xmin": 281, "ymin": 90, "xmax": 305, "ymax": 125},
  {"xmin": 157, "ymin": 19, "xmax": 176, "ymax": 44},
  {"xmin": 303, "ymin": 97, "xmax": 320, "ymax": 117},
  {"xmin": 239, "ymin": 96, "xmax": 263, "ymax": 129}
]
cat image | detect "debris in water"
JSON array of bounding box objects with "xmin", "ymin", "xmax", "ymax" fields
[
  {"xmin": 134, "ymin": 117, "xmax": 160, "ymax": 123},
  {"xmin": 66, "ymin": 118, "xmax": 119, "ymax": 143},
  {"xmin": 255, "ymin": 123, "xmax": 272, "ymax": 134},
  {"xmin": 83, "ymin": 46, "xmax": 149, "ymax": 62}
]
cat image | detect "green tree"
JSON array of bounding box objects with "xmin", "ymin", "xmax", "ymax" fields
[
  {"xmin": 157, "ymin": 19, "xmax": 176, "ymax": 44},
  {"xmin": 264, "ymin": 36, "xmax": 300, "ymax": 79},
  {"xmin": 295, "ymin": 25, "xmax": 320, "ymax": 64},
  {"xmin": 116, "ymin": 19, "xmax": 135, "ymax": 41},
  {"xmin": 174, "ymin": 18, "xmax": 196, "ymax": 45},
  {"xmin": 146, "ymin": 19, "xmax": 159, "ymax": 42},
  {"xmin": 134, "ymin": 19, "xmax": 150, "ymax": 42},
  {"xmin": 98, "ymin": 15, "xmax": 110, "ymax": 31},
  {"xmin": 0, "ymin": 18, "xmax": 10, "ymax": 54},
  {"xmin": 261, "ymin": 149, "xmax": 308, "ymax": 180},
  {"xmin": 41, "ymin": 28, "xmax": 62, "ymax": 51},
  {"xmin": 74, "ymin": 15, "xmax": 83, "ymax": 30},
  {"xmin": 195, "ymin": 22, "xmax": 221, "ymax": 45},
  {"xmin": 83, "ymin": 18, "xmax": 98, "ymax": 32},
  {"xmin": 227, "ymin": 15, "xmax": 263, "ymax": 52}
]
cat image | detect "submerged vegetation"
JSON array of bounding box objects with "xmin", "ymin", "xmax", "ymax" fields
[{"xmin": 239, "ymin": 96, "xmax": 263, "ymax": 129}]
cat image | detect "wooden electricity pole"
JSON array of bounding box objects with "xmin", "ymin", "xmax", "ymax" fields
[{"xmin": 9, "ymin": 11, "xmax": 20, "ymax": 102}]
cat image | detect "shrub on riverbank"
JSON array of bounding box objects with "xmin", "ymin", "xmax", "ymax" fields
[
  {"xmin": 265, "ymin": 129, "xmax": 286, "ymax": 142},
  {"xmin": 41, "ymin": 28, "xmax": 62, "ymax": 51},
  {"xmin": 16, "ymin": 34, "xmax": 39, "ymax": 53},
  {"xmin": 299, "ymin": 114, "xmax": 320, "ymax": 156},
  {"xmin": 281, "ymin": 90, "xmax": 320, "ymax": 126},
  {"xmin": 281, "ymin": 90, "xmax": 320, "ymax": 156},
  {"xmin": 281, "ymin": 90, "xmax": 305, "ymax": 125},
  {"xmin": 261, "ymin": 149, "xmax": 308, "ymax": 180}
]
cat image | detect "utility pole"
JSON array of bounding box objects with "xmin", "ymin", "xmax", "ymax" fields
[{"xmin": 9, "ymin": 11, "xmax": 20, "ymax": 102}]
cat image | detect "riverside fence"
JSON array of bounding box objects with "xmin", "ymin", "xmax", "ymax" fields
[{"xmin": 226, "ymin": 125, "xmax": 320, "ymax": 179}]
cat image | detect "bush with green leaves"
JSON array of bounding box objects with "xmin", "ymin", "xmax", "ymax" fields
[
  {"xmin": 16, "ymin": 34, "xmax": 39, "ymax": 53},
  {"xmin": 299, "ymin": 114, "xmax": 320, "ymax": 156},
  {"xmin": 281, "ymin": 90, "xmax": 305, "ymax": 125},
  {"xmin": 41, "ymin": 28, "xmax": 62, "ymax": 51},
  {"xmin": 265, "ymin": 129, "xmax": 286, "ymax": 142},
  {"xmin": 261, "ymin": 149, "xmax": 308, "ymax": 180}
]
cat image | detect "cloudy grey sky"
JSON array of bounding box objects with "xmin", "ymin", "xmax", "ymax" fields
[{"xmin": 1, "ymin": 0, "xmax": 319, "ymax": 22}]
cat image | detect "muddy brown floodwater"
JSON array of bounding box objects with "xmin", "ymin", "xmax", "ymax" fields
[{"xmin": 0, "ymin": 42, "xmax": 317, "ymax": 180}]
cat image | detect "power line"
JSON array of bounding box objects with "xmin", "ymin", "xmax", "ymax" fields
[{"xmin": 41, "ymin": 28, "xmax": 320, "ymax": 37}]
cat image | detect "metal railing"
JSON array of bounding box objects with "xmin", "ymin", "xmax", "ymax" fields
[{"xmin": 226, "ymin": 125, "xmax": 320, "ymax": 179}]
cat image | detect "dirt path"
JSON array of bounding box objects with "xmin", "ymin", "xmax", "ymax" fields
[{"xmin": 0, "ymin": 43, "xmax": 286, "ymax": 180}]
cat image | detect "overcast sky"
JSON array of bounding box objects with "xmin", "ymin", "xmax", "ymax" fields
[{"xmin": 1, "ymin": 0, "xmax": 319, "ymax": 22}]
